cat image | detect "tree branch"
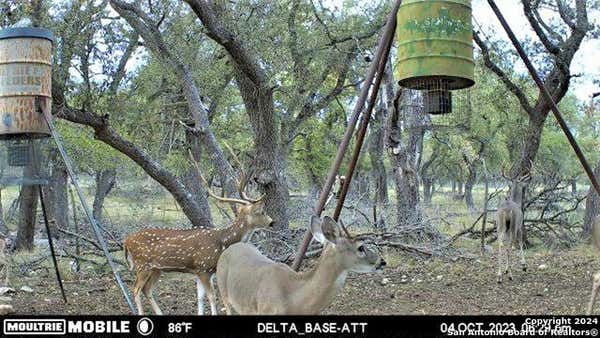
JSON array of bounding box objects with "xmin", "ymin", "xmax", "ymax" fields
[
  {"xmin": 473, "ymin": 31, "xmax": 533, "ymax": 114},
  {"xmin": 108, "ymin": 32, "xmax": 139, "ymax": 95},
  {"xmin": 52, "ymin": 85, "xmax": 210, "ymax": 228},
  {"xmin": 184, "ymin": 0, "xmax": 268, "ymax": 87},
  {"xmin": 109, "ymin": 0, "xmax": 239, "ymax": 201},
  {"xmin": 522, "ymin": 0, "xmax": 560, "ymax": 54}
]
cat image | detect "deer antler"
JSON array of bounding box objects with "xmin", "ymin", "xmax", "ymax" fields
[
  {"xmin": 222, "ymin": 142, "xmax": 265, "ymax": 203},
  {"xmin": 517, "ymin": 171, "xmax": 532, "ymax": 183},
  {"xmin": 337, "ymin": 218, "xmax": 352, "ymax": 238},
  {"xmin": 188, "ymin": 149, "xmax": 250, "ymax": 205}
]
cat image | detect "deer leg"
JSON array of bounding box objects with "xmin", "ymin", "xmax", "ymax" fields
[
  {"xmin": 217, "ymin": 275, "xmax": 233, "ymax": 315},
  {"xmin": 133, "ymin": 270, "xmax": 153, "ymax": 315},
  {"xmin": 587, "ymin": 272, "xmax": 600, "ymax": 315},
  {"xmin": 497, "ymin": 230, "xmax": 505, "ymax": 283},
  {"xmin": 195, "ymin": 275, "xmax": 206, "ymax": 315},
  {"xmin": 197, "ymin": 273, "xmax": 217, "ymax": 315},
  {"xmin": 505, "ymin": 243, "xmax": 513, "ymax": 281},
  {"xmin": 518, "ymin": 229, "xmax": 527, "ymax": 271},
  {"xmin": 222, "ymin": 294, "xmax": 233, "ymax": 315},
  {"xmin": 142, "ymin": 270, "xmax": 163, "ymax": 315}
]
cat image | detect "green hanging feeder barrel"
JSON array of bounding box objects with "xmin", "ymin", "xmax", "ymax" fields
[{"xmin": 396, "ymin": 0, "xmax": 474, "ymax": 90}]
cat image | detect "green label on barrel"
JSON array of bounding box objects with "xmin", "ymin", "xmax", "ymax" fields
[{"xmin": 404, "ymin": 8, "xmax": 470, "ymax": 36}]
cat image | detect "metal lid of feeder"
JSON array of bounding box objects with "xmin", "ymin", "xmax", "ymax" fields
[{"xmin": 0, "ymin": 27, "xmax": 54, "ymax": 43}]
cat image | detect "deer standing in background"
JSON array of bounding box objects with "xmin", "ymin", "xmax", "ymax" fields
[
  {"xmin": 124, "ymin": 154, "xmax": 273, "ymax": 315},
  {"xmin": 496, "ymin": 173, "xmax": 530, "ymax": 283},
  {"xmin": 587, "ymin": 215, "xmax": 600, "ymax": 314},
  {"xmin": 216, "ymin": 215, "xmax": 386, "ymax": 314}
]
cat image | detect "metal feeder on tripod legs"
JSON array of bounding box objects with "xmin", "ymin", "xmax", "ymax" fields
[{"xmin": 0, "ymin": 24, "xmax": 137, "ymax": 312}]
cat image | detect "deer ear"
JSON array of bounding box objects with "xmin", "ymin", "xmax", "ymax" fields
[
  {"xmin": 321, "ymin": 216, "xmax": 341, "ymax": 243},
  {"xmin": 310, "ymin": 215, "xmax": 326, "ymax": 244}
]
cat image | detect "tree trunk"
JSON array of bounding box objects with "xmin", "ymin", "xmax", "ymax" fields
[
  {"xmin": 368, "ymin": 101, "xmax": 388, "ymax": 206},
  {"xmin": 15, "ymin": 164, "xmax": 38, "ymax": 251},
  {"xmin": 511, "ymin": 115, "xmax": 545, "ymax": 246},
  {"xmin": 422, "ymin": 177, "xmax": 433, "ymax": 205},
  {"xmin": 0, "ymin": 189, "xmax": 7, "ymax": 235},
  {"xmin": 583, "ymin": 161, "xmax": 600, "ymax": 236},
  {"xmin": 452, "ymin": 180, "xmax": 456, "ymax": 194},
  {"xmin": 464, "ymin": 160, "xmax": 477, "ymax": 214},
  {"xmin": 391, "ymin": 158, "xmax": 420, "ymax": 225},
  {"xmin": 387, "ymin": 90, "xmax": 423, "ymax": 226},
  {"xmin": 92, "ymin": 169, "xmax": 116, "ymax": 223},
  {"xmin": 571, "ymin": 178, "xmax": 577, "ymax": 195},
  {"xmin": 233, "ymin": 67, "xmax": 290, "ymax": 230},
  {"xmin": 481, "ymin": 177, "xmax": 489, "ymax": 252},
  {"xmin": 183, "ymin": 129, "xmax": 214, "ymax": 226},
  {"xmin": 109, "ymin": 0, "xmax": 236, "ymax": 229},
  {"xmin": 47, "ymin": 152, "xmax": 68, "ymax": 233},
  {"xmin": 458, "ymin": 179, "xmax": 464, "ymax": 195},
  {"xmin": 182, "ymin": 0, "xmax": 291, "ymax": 229}
]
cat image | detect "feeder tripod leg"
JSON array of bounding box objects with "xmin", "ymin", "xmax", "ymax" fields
[
  {"xmin": 39, "ymin": 106, "xmax": 137, "ymax": 314},
  {"xmin": 332, "ymin": 18, "xmax": 396, "ymax": 226},
  {"xmin": 38, "ymin": 186, "xmax": 67, "ymax": 303},
  {"xmin": 291, "ymin": 0, "xmax": 403, "ymax": 271},
  {"xmin": 487, "ymin": 0, "xmax": 600, "ymax": 196}
]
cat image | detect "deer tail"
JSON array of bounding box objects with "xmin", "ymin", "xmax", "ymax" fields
[{"xmin": 124, "ymin": 245, "xmax": 134, "ymax": 272}]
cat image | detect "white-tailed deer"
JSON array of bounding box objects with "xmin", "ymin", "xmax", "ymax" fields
[
  {"xmin": 587, "ymin": 215, "xmax": 600, "ymax": 314},
  {"xmin": 124, "ymin": 154, "xmax": 273, "ymax": 315},
  {"xmin": 496, "ymin": 173, "xmax": 530, "ymax": 283},
  {"xmin": 216, "ymin": 215, "xmax": 386, "ymax": 314}
]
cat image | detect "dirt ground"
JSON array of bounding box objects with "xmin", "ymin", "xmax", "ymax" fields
[{"xmin": 6, "ymin": 244, "xmax": 600, "ymax": 315}]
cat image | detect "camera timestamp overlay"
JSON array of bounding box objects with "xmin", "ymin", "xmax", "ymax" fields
[{"xmin": 1, "ymin": 316, "xmax": 598, "ymax": 337}]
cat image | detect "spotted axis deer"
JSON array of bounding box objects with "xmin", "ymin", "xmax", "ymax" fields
[
  {"xmin": 216, "ymin": 215, "xmax": 386, "ymax": 314},
  {"xmin": 587, "ymin": 215, "xmax": 600, "ymax": 314},
  {"xmin": 496, "ymin": 173, "xmax": 530, "ymax": 283},
  {"xmin": 124, "ymin": 157, "xmax": 273, "ymax": 315}
]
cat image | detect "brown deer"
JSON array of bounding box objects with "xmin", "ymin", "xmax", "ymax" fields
[
  {"xmin": 587, "ymin": 215, "xmax": 600, "ymax": 314},
  {"xmin": 216, "ymin": 215, "xmax": 386, "ymax": 314},
  {"xmin": 496, "ymin": 173, "xmax": 530, "ymax": 283},
  {"xmin": 124, "ymin": 154, "xmax": 273, "ymax": 315}
]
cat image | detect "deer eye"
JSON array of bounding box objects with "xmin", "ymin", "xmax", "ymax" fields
[{"xmin": 357, "ymin": 245, "xmax": 365, "ymax": 253}]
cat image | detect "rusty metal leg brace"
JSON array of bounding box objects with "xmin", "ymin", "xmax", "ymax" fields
[
  {"xmin": 487, "ymin": 0, "xmax": 600, "ymax": 196},
  {"xmin": 29, "ymin": 135, "xmax": 68, "ymax": 304},
  {"xmin": 291, "ymin": 0, "xmax": 403, "ymax": 271},
  {"xmin": 39, "ymin": 107, "xmax": 137, "ymax": 314},
  {"xmin": 38, "ymin": 186, "xmax": 67, "ymax": 303}
]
